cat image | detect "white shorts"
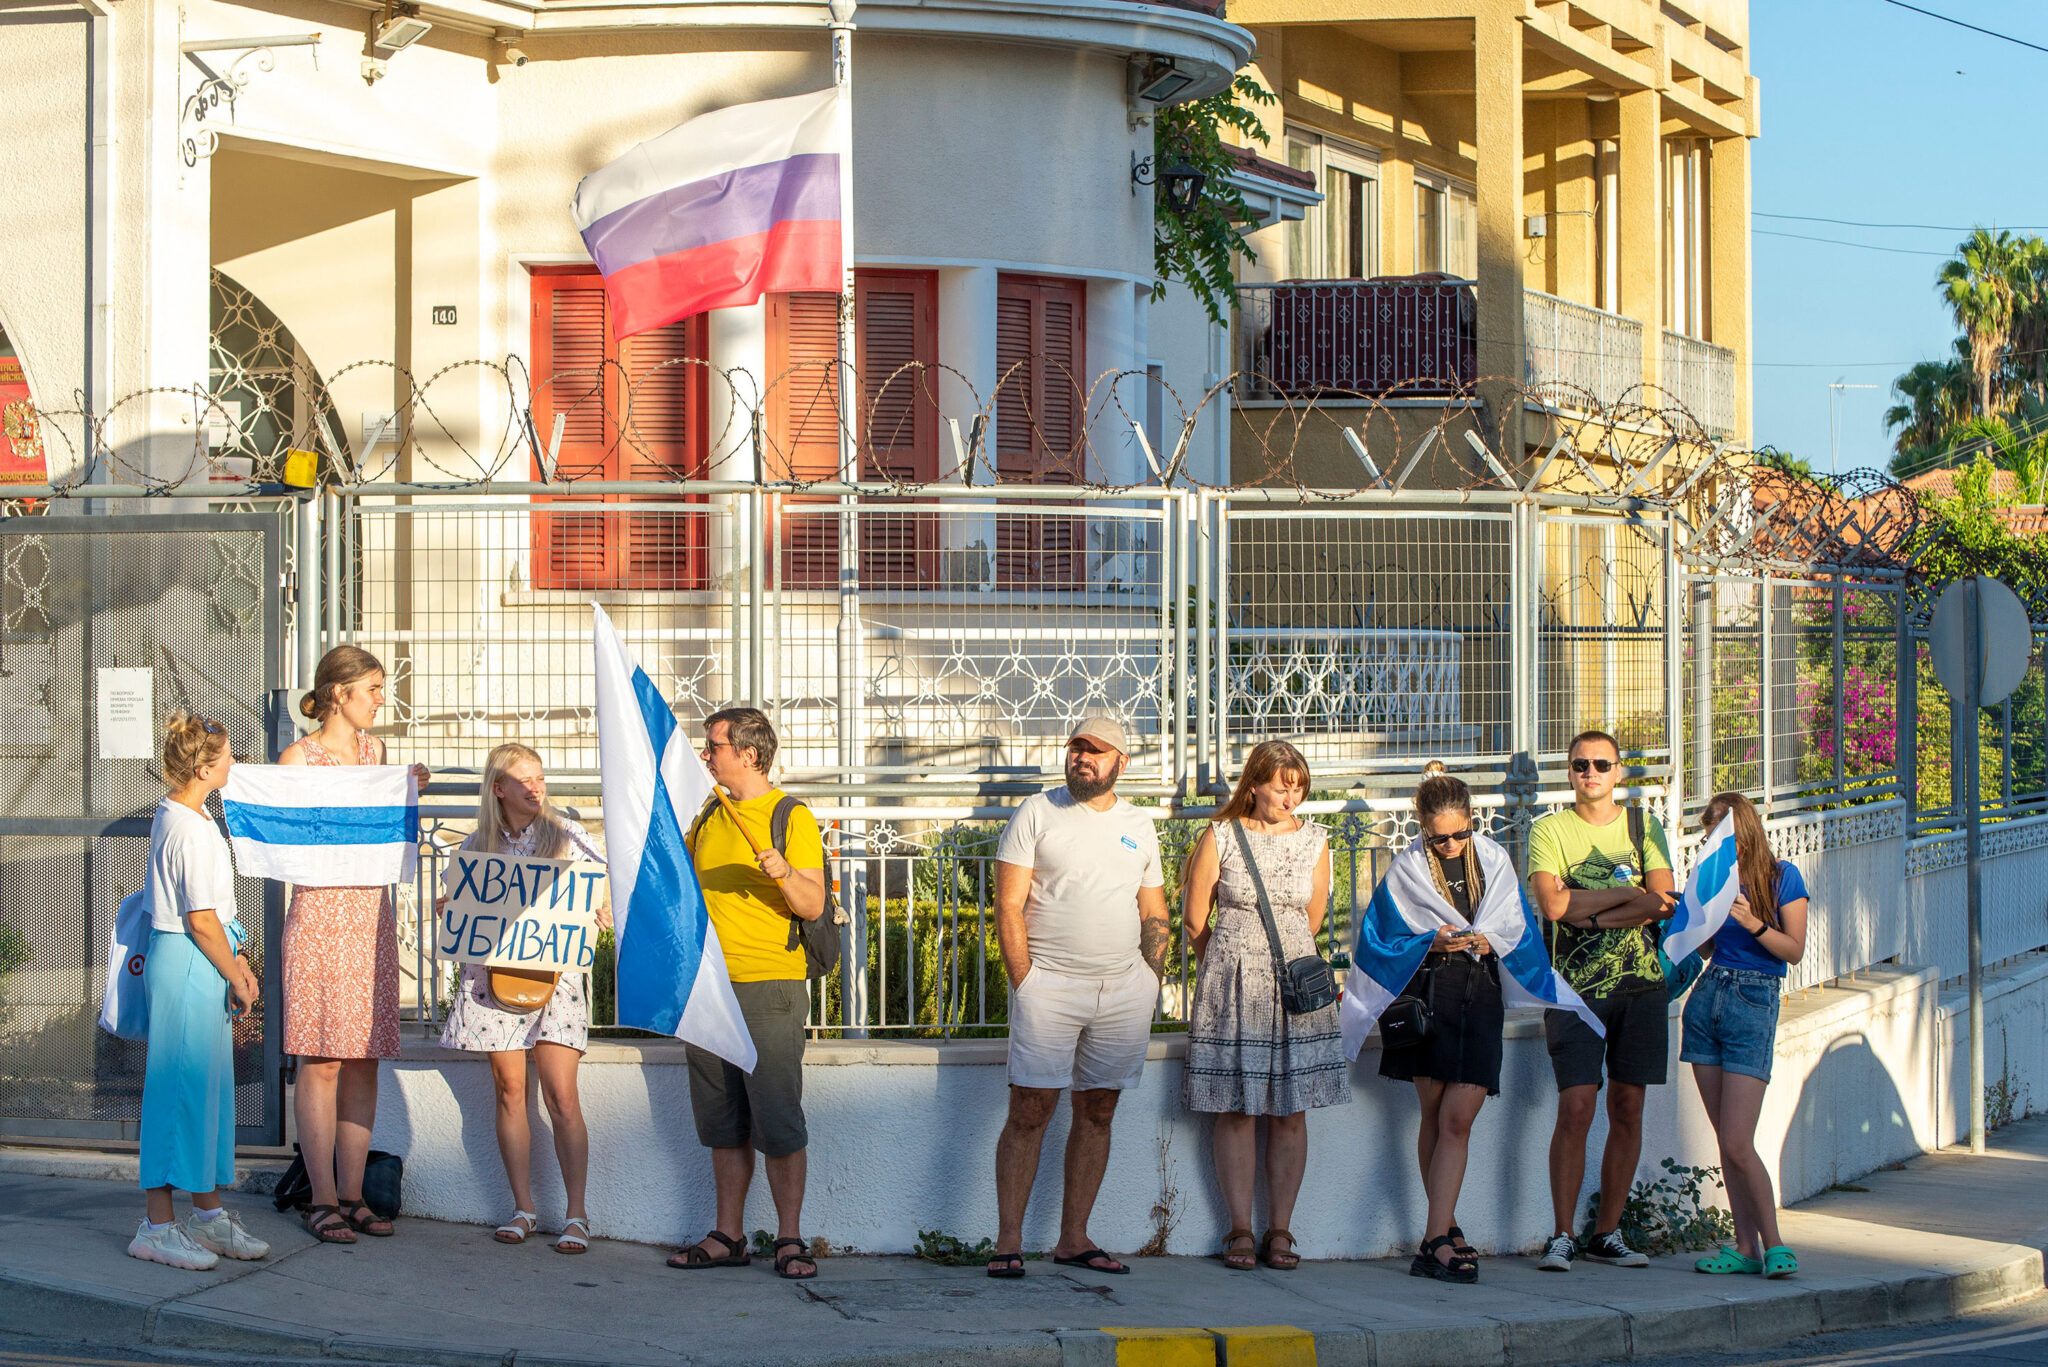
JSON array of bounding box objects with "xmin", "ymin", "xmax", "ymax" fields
[{"xmin": 1006, "ymin": 958, "xmax": 1158, "ymax": 1091}]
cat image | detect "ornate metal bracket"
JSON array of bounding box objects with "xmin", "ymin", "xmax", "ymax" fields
[{"xmin": 179, "ymin": 35, "xmax": 320, "ymax": 167}]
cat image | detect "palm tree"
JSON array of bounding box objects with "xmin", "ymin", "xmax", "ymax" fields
[
  {"xmin": 1938, "ymin": 228, "xmax": 2025, "ymax": 417},
  {"xmin": 2010, "ymin": 236, "xmax": 2048, "ymax": 409},
  {"xmin": 1884, "ymin": 347, "xmax": 1969, "ymax": 461}
]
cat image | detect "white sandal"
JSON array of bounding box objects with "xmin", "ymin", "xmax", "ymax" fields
[
  {"xmin": 554, "ymin": 1217, "xmax": 590, "ymax": 1255},
  {"xmin": 494, "ymin": 1210, "xmax": 538, "ymax": 1244}
]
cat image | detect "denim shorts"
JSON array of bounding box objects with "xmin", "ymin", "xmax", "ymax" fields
[{"xmin": 1680, "ymin": 965, "xmax": 1783, "ymax": 1082}]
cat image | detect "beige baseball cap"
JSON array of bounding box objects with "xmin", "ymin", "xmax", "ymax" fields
[{"xmin": 1067, "ymin": 715, "xmax": 1130, "ymax": 755}]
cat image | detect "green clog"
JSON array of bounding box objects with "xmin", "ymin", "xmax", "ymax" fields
[
  {"xmin": 1694, "ymin": 1245, "xmax": 1763, "ymax": 1275},
  {"xmin": 1763, "ymin": 1245, "xmax": 1799, "ymax": 1279}
]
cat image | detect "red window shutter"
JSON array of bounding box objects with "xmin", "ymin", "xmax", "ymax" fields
[
  {"xmin": 994, "ymin": 274, "xmax": 1087, "ymax": 588},
  {"xmin": 768, "ymin": 272, "xmax": 940, "ymax": 587},
  {"xmin": 528, "ymin": 270, "xmax": 706, "ymax": 590},
  {"xmin": 767, "ymin": 291, "xmax": 843, "ymax": 589}
]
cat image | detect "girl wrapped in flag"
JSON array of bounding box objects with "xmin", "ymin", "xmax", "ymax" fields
[{"xmin": 1341, "ymin": 766, "xmax": 1603, "ymax": 1285}]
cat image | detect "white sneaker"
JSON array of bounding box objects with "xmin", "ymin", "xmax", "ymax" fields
[
  {"xmin": 184, "ymin": 1209, "xmax": 270, "ymax": 1261},
  {"xmin": 128, "ymin": 1218, "xmax": 220, "ymax": 1271},
  {"xmin": 1537, "ymin": 1232, "xmax": 1576, "ymax": 1272}
]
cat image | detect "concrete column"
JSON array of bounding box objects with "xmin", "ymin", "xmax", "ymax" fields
[
  {"xmin": 1473, "ymin": 8, "xmax": 1526, "ymax": 462},
  {"xmin": 936, "ymin": 265, "xmax": 997, "ymax": 587},
  {"xmin": 1555, "ymin": 100, "xmax": 1599, "ymax": 305},
  {"xmin": 1085, "ymin": 277, "xmax": 1141, "ymax": 485},
  {"xmin": 1618, "ymin": 86, "xmax": 1663, "ymax": 402},
  {"xmin": 1709, "ymin": 132, "xmax": 1752, "ymax": 444},
  {"xmin": 705, "ymin": 301, "xmax": 767, "ymax": 588},
  {"xmin": 1381, "ymin": 156, "xmax": 1414, "ymax": 276},
  {"xmin": 133, "ymin": 5, "xmax": 212, "ymax": 488}
]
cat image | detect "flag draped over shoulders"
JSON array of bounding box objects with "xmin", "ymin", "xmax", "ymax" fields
[{"xmin": 1340, "ymin": 835, "xmax": 1603, "ymax": 1059}]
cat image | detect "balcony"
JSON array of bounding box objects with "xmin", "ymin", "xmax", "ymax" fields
[
  {"xmin": 1233, "ymin": 277, "xmax": 1476, "ymax": 402},
  {"xmin": 1661, "ymin": 331, "xmax": 1738, "ymax": 437},
  {"xmin": 1234, "ymin": 281, "xmax": 1736, "ymax": 438},
  {"xmin": 1522, "ymin": 289, "xmax": 1643, "ymax": 414}
]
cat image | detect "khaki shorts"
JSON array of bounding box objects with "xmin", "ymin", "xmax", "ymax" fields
[{"xmin": 1006, "ymin": 958, "xmax": 1158, "ymax": 1091}]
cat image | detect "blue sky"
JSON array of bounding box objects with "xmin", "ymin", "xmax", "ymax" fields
[{"xmin": 1750, "ymin": 1, "xmax": 2048, "ymax": 472}]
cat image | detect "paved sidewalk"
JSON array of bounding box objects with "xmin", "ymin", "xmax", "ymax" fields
[{"xmin": 4, "ymin": 1120, "xmax": 2046, "ymax": 1367}]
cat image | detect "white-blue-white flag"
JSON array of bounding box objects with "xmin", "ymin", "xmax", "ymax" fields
[
  {"xmin": 1340, "ymin": 835, "xmax": 1603, "ymax": 1058},
  {"xmin": 1660, "ymin": 813, "xmax": 1740, "ymax": 965},
  {"xmin": 222, "ymin": 765, "xmax": 417, "ymax": 887},
  {"xmin": 591, "ymin": 604, "xmax": 756, "ymax": 1070}
]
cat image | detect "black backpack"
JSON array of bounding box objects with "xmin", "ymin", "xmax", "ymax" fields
[{"xmin": 691, "ymin": 795, "xmax": 845, "ymax": 979}]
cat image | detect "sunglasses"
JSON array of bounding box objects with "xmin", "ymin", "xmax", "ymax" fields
[
  {"xmin": 1569, "ymin": 757, "xmax": 1618, "ymax": 774},
  {"xmin": 1424, "ymin": 828, "xmax": 1474, "ymax": 848}
]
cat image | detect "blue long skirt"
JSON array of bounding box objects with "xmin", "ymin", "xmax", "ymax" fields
[{"xmin": 138, "ymin": 931, "xmax": 236, "ymax": 1194}]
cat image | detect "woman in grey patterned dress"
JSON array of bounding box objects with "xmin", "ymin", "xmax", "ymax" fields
[
  {"xmin": 438, "ymin": 743, "xmax": 607, "ymax": 1254},
  {"xmin": 1181, "ymin": 741, "xmax": 1349, "ymax": 1270}
]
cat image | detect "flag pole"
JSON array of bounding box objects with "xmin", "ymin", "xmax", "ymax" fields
[{"xmin": 826, "ymin": 0, "xmax": 868, "ymax": 1037}]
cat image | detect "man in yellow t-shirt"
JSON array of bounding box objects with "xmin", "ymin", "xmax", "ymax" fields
[{"xmin": 671, "ymin": 707, "xmax": 827, "ymax": 1281}]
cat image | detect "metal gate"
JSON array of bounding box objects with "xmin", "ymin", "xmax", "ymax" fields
[{"xmin": 0, "ymin": 512, "xmax": 288, "ymax": 1144}]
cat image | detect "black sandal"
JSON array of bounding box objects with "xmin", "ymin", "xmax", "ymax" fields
[
  {"xmin": 1052, "ymin": 1248, "xmax": 1129, "ymax": 1275},
  {"xmin": 986, "ymin": 1252, "xmax": 1026, "ymax": 1279},
  {"xmin": 667, "ymin": 1229, "xmax": 750, "ymax": 1269},
  {"xmin": 303, "ymin": 1204, "xmax": 356, "ymax": 1244},
  {"xmin": 773, "ymin": 1236, "xmax": 818, "ymax": 1280},
  {"xmin": 336, "ymin": 1199, "xmax": 393, "ymax": 1238},
  {"xmin": 1409, "ymin": 1234, "xmax": 1477, "ymax": 1284},
  {"xmin": 1447, "ymin": 1224, "xmax": 1479, "ymax": 1261}
]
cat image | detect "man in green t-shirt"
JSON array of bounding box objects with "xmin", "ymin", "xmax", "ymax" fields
[{"xmin": 1526, "ymin": 729, "xmax": 1677, "ymax": 1275}]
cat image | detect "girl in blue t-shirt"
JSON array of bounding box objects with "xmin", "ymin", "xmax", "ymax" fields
[{"xmin": 1681, "ymin": 791, "xmax": 1809, "ymax": 1281}]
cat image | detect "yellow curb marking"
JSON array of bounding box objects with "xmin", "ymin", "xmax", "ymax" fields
[
  {"xmin": 1209, "ymin": 1325, "xmax": 1318, "ymax": 1367},
  {"xmin": 1098, "ymin": 1326, "xmax": 1218, "ymax": 1367}
]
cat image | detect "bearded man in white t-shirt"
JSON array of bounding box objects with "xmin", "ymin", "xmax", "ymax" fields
[{"xmin": 985, "ymin": 716, "xmax": 1168, "ymax": 1279}]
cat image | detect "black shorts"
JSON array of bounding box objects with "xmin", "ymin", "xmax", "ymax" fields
[
  {"xmin": 1546, "ymin": 989, "xmax": 1669, "ymax": 1091},
  {"xmin": 1379, "ymin": 955, "xmax": 1505, "ymax": 1096},
  {"xmin": 685, "ymin": 979, "xmax": 809, "ymax": 1157}
]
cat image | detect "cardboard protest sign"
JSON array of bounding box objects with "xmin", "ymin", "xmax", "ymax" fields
[{"xmin": 437, "ymin": 852, "xmax": 608, "ymax": 973}]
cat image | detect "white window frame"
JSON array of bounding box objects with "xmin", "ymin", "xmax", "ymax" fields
[
  {"xmin": 1664, "ymin": 138, "xmax": 1708, "ymax": 337},
  {"xmin": 1413, "ymin": 169, "xmax": 1478, "ymax": 280},
  {"xmin": 1283, "ymin": 128, "xmax": 1381, "ymax": 280}
]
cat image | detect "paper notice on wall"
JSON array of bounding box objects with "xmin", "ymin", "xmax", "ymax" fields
[{"xmin": 95, "ymin": 668, "xmax": 155, "ymax": 760}]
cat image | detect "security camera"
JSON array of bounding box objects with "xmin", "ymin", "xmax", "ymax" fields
[{"xmin": 505, "ymin": 46, "xmax": 528, "ymax": 65}]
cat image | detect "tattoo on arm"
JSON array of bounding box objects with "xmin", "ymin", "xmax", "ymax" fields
[{"xmin": 1140, "ymin": 917, "xmax": 1169, "ymax": 977}]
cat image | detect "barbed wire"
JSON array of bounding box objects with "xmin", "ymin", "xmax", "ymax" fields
[{"xmin": 5, "ymin": 351, "xmax": 2036, "ymax": 612}]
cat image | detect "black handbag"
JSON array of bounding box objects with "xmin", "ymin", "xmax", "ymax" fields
[
  {"xmin": 272, "ymin": 1144, "xmax": 404, "ymax": 1220},
  {"xmin": 1378, "ymin": 959, "xmax": 1437, "ymax": 1050},
  {"xmin": 1230, "ymin": 821, "xmax": 1340, "ymax": 1016}
]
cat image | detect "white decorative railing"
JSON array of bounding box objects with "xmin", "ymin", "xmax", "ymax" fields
[
  {"xmin": 1224, "ymin": 627, "xmax": 1462, "ymax": 737},
  {"xmin": 1523, "ymin": 289, "xmax": 1644, "ymax": 411},
  {"xmin": 1661, "ymin": 329, "xmax": 1738, "ymax": 435}
]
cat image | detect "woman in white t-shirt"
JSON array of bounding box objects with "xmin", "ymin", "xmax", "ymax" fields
[{"xmin": 128, "ymin": 714, "xmax": 271, "ymax": 1272}]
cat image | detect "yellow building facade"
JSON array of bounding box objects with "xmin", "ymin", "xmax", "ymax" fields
[{"xmin": 1227, "ymin": 0, "xmax": 1756, "ymax": 484}]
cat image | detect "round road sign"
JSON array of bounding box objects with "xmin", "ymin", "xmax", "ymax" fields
[{"xmin": 1929, "ymin": 576, "xmax": 2031, "ymax": 710}]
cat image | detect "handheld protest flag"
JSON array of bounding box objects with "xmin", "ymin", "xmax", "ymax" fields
[
  {"xmin": 222, "ymin": 764, "xmax": 418, "ymax": 887},
  {"xmin": 591, "ymin": 604, "xmax": 757, "ymax": 1071},
  {"xmin": 1662, "ymin": 812, "xmax": 1741, "ymax": 966}
]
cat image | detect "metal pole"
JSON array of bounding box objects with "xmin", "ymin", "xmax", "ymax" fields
[
  {"xmin": 1693, "ymin": 576, "xmax": 1715, "ymax": 803},
  {"xmin": 296, "ymin": 492, "xmax": 321, "ymax": 689},
  {"xmin": 325, "ymin": 486, "xmax": 342, "ymax": 654},
  {"xmin": 748, "ymin": 485, "xmax": 766, "ymax": 712},
  {"xmin": 1168, "ymin": 491, "xmax": 1187, "ymax": 799},
  {"xmin": 1194, "ymin": 490, "xmax": 1211, "ymax": 795},
  {"xmin": 828, "ymin": 0, "xmax": 866, "ymax": 1036},
  {"xmin": 1664, "ymin": 513, "xmax": 1685, "ymax": 830},
  {"xmin": 1832, "ymin": 582, "xmax": 1845, "ymax": 796},
  {"xmin": 1759, "ymin": 574, "xmax": 1773, "ymax": 805},
  {"xmin": 1965, "ymin": 578, "xmax": 1986, "ymax": 1154}
]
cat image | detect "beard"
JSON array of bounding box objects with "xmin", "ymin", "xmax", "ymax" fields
[{"xmin": 1065, "ymin": 757, "xmax": 1122, "ymax": 803}]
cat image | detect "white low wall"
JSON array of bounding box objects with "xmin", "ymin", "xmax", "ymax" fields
[
  {"xmin": 1934, "ymin": 951, "xmax": 2048, "ymax": 1149},
  {"xmin": 369, "ymin": 960, "xmax": 1988, "ymax": 1259}
]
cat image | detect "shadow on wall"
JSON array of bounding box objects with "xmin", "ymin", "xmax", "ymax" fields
[{"xmin": 1780, "ymin": 1033, "xmax": 1915, "ymax": 1201}]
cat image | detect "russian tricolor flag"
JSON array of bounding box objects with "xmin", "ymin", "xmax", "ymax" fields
[
  {"xmin": 571, "ymin": 87, "xmax": 848, "ymax": 340},
  {"xmin": 592, "ymin": 604, "xmax": 757, "ymax": 1070}
]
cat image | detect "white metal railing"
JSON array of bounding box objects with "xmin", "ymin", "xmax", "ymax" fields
[
  {"xmin": 1225, "ymin": 627, "xmax": 1462, "ymax": 737},
  {"xmin": 1523, "ymin": 289, "xmax": 1644, "ymax": 412},
  {"xmin": 1662, "ymin": 330, "xmax": 1738, "ymax": 435}
]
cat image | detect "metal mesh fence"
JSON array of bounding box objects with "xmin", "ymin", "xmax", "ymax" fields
[
  {"xmin": 1537, "ymin": 515, "xmax": 1667, "ymax": 762},
  {"xmin": 1220, "ymin": 504, "xmax": 1512, "ymax": 779}
]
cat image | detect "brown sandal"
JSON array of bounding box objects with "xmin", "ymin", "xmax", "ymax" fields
[
  {"xmin": 337, "ymin": 1199, "xmax": 394, "ymax": 1237},
  {"xmin": 1259, "ymin": 1229, "xmax": 1300, "ymax": 1270},
  {"xmin": 1220, "ymin": 1228, "xmax": 1257, "ymax": 1271},
  {"xmin": 667, "ymin": 1229, "xmax": 750, "ymax": 1269},
  {"xmin": 303, "ymin": 1204, "xmax": 356, "ymax": 1244},
  {"xmin": 773, "ymin": 1236, "xmax": 818, "ymax": 1280}
]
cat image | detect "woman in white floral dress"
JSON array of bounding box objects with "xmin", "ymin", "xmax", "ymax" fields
[{"xmin": 439, "ymin": 743, "xmax": 607, "ymax": 1254}]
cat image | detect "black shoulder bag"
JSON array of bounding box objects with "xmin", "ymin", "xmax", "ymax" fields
[
  {"xmin": 770, "ymin": 796, "xmax": 848, "ymax": 980},
  {"xmin": 1230, "ymin": 820, "xmax": 1338, "ymax": 1016}
]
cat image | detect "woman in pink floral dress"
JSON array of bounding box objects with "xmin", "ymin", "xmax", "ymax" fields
[{"xmin": 280, "ymin": 646, "xmax": 429, "ymax": 1245}]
